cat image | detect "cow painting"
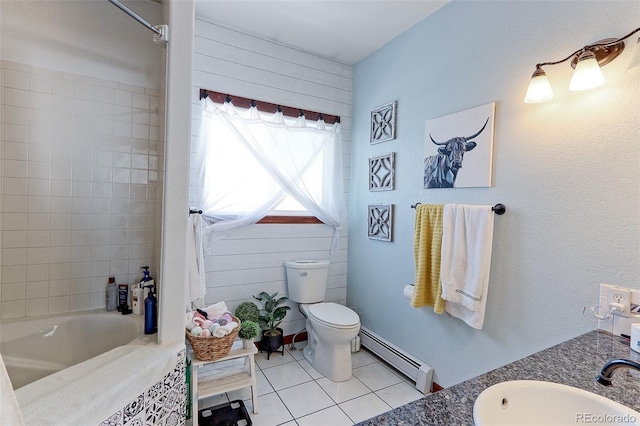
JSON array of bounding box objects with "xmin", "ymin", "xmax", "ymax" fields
[{"xmin": 423, "ymin": 117, "xmax": 489, "ymax": 189}]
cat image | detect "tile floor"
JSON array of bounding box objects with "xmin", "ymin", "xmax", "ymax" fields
[{"xmin": 194, "ymin": 343, "xmax": 427, "ymax": 426}]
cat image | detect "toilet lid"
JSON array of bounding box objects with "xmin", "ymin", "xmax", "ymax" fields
[{"xmin": 308, "ymin": 302, "xmax": 360, "ymax": 328}]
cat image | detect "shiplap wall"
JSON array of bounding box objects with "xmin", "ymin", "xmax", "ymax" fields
[{"xmin": 190, "ymin": 18, "xmax": 353, "ymax": 336}]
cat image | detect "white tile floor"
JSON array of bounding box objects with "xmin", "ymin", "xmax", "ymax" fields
[{"xmin": 195, "ymin": 344, "xmax": 426, "ymax": 426}]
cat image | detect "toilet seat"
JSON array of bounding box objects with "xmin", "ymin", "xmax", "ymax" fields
[{"xmin": 308, "ymin": 302, "xmax": 360, "ymax": 329}]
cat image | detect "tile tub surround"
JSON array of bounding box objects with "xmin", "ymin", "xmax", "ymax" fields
[
  {"xmin": 357, "ymin": 330, "xmax": 640, "ymax": 425},
  {"xmin": 1, "ymin": 60, "xmax": 164, "ymax": 319}
]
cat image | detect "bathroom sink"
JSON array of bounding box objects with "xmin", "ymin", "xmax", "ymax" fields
[{"xmin": 473, "ymin": 380, "xmax": 640, "ymax": 426}]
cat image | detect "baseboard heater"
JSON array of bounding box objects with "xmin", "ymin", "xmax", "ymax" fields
[{"xmin": 359, "ymin": 327, "xmax": 433, "ymax": 394}]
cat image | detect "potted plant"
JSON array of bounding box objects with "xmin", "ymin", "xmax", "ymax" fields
[
  {"xmin": 253, "ymin": 291, "xmax": 291, "ymax": 358},
  {"xmin": 234, "ymin": 301, "xmax": 260, "ymax": 323},
  {"xmin": 238, "ymin": 320, "xmax": 260, "ymax": 349}
]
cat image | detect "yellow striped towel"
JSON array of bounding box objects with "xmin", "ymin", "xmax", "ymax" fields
[{"xmin": 411, "ymin": 204, "xmax": 445, "ymax": 314}]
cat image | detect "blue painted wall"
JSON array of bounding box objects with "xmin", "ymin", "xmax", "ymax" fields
[{"xmin": 348, "ymin": 1, "xmax": 640, "ymax": 387}]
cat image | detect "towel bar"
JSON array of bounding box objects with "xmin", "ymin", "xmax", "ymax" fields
[{"xmin": 410, "ymin": 203, "xmax": 506, "ymax": 215}]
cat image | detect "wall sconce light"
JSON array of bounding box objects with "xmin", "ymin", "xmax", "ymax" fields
[{"xmin": 524, "ymin": 27, "xmax": 640, "ymax": 103}]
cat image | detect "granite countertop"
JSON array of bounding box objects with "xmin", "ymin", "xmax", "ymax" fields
[{"xmin": 358, "ymin": 330, "xmax": 640, "ymax": 426}]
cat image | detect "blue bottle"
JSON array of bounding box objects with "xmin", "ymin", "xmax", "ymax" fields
[{"xmin": 144, "ymin": 284, "xmax": 157, "ymax": 334}]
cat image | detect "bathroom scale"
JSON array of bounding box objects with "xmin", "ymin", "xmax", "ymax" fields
[{"xmin": 198, "ymin": 400, "xmax": 252, "ymax": 426}]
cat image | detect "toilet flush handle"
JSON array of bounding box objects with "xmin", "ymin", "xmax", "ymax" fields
[{"xmin": 300, "ymin": 272, "xmax": 308, "ymax": 277}]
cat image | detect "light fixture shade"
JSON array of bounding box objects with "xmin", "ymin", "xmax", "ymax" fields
[
  {"xmin": 524, "ymin": 68, "xmax": 554, "ymax": 103},
  {"xmin": 569, "ymin": 50, "xmax": 605, "ymax": 91}
]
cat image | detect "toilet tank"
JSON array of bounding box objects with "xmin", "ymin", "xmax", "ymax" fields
[{"xmin": 285, "ymin": 260, "xmax": 330, "ymax": 303}]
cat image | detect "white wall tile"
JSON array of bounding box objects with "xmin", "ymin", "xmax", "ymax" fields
[
  {"xmin": 26, "ymin": 282, "xmax": 49, "ymax": 299},
  {"xmin": 28, "ymin": 162, "xmax": 51, "ymax": 180},
  {"xmin": 4, "ymin": 88, "xmax": 29, "ymax": 107},
  {"xmin": 70, "ymin": 277, "xmax": 91, "ymax": 294},
  {"xmin": 51, "ymin": 180, "xmax": 72, "ymax": 197},
  {"xmin": 29, "ymin": 74, "xmax": 53, "ymax": 94},
  {"xmin": 28, "ymin": 179, "xmax": 51, "ymax": 196},
  {"xmin": 5, "ymin": 106, "xmax": 29, "ymax": 125},
  {"xmin": 4, "ymin": 195, "xmax": 27, "ymax": 213},
  {"xmin": 29, "ymin": 126, "xmax": 52, "ymax": 146},
  {"xmin": 2, "ymin": 300, "xmax": 26, "ymax": 319},
  {"xmin": 2, "ymin": 62, "xmax": 163, "ymax": 318},
  {"xmin": 2, "ymin": 265, "xmax": 26, "ymax": 283},
  {"xmin": 4, "ymin": 160, "xmax": 28, "ymax": 178},
  {"xmin": 27, "ymin": 213, "xmax": 50, "ymax": 230},
  {"xmin": 3, "ymin": 248, "xmax": 26, "ymax": 266},
  {"xmin": 26, "ymin": 247, "xmax": 49, "ymax": 264},
  {"xmin": 26, "ymin": 264, "xmax": 48, "ymax": 282},
  {"xmin": 69, "ymin": 294, "xmax": 91, "ymax": 311},
  {"xmin": 25, "ymin": 298, "xmax": 48, "ymax": 316},
  {"xmin": 4, "ymin": 142, "xmax": 29, "ymax": 160},
  {"xmin": 27, "ymin": 230, "xmax": 50, "ymax": 247},
  {"xmin": 28, "ymin": 144, "xmax": 51, "ymax": 162},
  {"xmin": 2, "ymin": 283, "xmax": 27, "ymax": 301},
  {"xmin": 28, "ymin": 196, "xmax": 50, "ymax": 213},
  {"xmin": 48, "ymin": 296, "xmax": 69, "ymax": 314},
  {"xmin": 49, "ymin": 279, "xmax": 70, "ymax": 296},
  {"xmin": 50, "ymin": 213, "xmax": 72, "ymax": 230},
  {"xmin": 30, "ymin": 92, "xmax": 52, "ymax": 110},
  {"xmin": 132, "ymin": 124, "xmax": 149, "ymax": 139},
  {"xmin": 4, "ymin": 69, "xmax": 30, "ymax": 90}
]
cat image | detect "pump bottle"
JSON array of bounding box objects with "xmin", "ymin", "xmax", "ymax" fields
[{"xmin": 144, "ymin": 284, "xmax": 157, "ymax": 334}]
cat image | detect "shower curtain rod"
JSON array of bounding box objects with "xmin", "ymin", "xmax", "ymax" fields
[{"xmin": 107, "ymin": 0, "xmax": 168, "ymax": 42}]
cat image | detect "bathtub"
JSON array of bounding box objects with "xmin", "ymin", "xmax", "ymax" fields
[
  {"xmin": 0, "ymin": 310, "xmax": 150, "ymax": 389},
  {"xmin": 0, "ymin": 310, "xmax": 183, "ymax": 425}
]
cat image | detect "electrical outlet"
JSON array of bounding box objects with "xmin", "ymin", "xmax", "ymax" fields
[{"xmin": 607, "ymin": 286, "xmax": 631, "ymax": 317}]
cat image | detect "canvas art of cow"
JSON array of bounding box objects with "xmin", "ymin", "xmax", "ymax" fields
[{"xmin": 423, "ymin": 117, "xmax": 490, "ymax": 189}]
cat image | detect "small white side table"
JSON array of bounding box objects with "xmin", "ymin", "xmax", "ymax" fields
[{"xmin": 190, "ymin": 341, "xmax": 258, "ymax": 426}]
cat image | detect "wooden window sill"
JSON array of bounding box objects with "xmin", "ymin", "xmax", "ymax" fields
[{"xmin": 257, "ymin": 216, "xmax": 321, "ymax": 224}]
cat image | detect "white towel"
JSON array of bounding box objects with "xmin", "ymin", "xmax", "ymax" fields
[
  {"xmin": 211, "ymin": 321, "xmax": 239, "ymax": 337},
  {"xmin": 186, "ymin": 214, "xmax": 206, "ymax": 310},
  {"xmin": 440, "ymin": 204, "xmax": 494, "ymax": 329},
  {"xmin": 203, "ymin": 301, "xmax": 228, "ymax": 319}
]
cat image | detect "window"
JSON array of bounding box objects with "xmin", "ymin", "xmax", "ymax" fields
[
  {"xmin": 193, "ymin": 97, "xmax": 346, "ymax": 249},
  {"xmin": 205, "ymin": 108, "xmax": 324, "ymax": 218}
]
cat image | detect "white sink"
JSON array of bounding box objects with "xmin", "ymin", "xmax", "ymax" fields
[{"xmin": 473, "ymin": 380, "xmax": 640, "ymax": 426}]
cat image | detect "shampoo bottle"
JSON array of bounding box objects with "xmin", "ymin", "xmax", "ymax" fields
[
  {"xmin": 131, "ymin": 283, "xmax": 144, "ymax": 315},
  {"xmin": 144, "ymin": 284, "xmax": 157, "ymax": 334}
]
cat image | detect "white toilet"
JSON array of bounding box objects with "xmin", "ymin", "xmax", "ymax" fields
[{"xmin": 285, "ymin": 260, "xmax": 360, "ymax": 382}]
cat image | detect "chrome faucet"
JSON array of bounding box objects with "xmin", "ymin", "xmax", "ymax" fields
[{"xmin": 596, "ymin": 359, "xmax": 640, "ymax": 386}]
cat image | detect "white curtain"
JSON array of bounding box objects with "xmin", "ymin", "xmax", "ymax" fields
[{"xmin": 194, "ymin": 98, "xmax": 346, "ymax": 252}]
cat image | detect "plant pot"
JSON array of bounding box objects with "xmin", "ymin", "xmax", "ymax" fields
[
  {"xmin": 242, "ymin": 339, "xmax": 254, "ymax": 350},
  {"xmin": 260, "ymin": 328, "xmax": 284, "ymax": 360}
]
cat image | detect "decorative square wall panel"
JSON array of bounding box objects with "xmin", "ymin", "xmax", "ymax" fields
[
  {"xmin": 369, "ymin": 153, "xmax": 395, "ymax": 191},
  {"xmin": 368, "ymin": 204, "xmax": 394, "ymax": 242},
  {"xmin": 370, "ymin": 101, "xmax": 397, "ymax": 144}
]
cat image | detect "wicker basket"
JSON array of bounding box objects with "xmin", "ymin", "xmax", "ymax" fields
[{"xmin": 185, "ymin": 316, "xmax": 241, "ymax": 361}]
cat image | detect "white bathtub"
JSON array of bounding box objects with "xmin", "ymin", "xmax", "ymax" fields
[
  {"xmin": 0, "ymin": 310, "xmax": 183, "ymax": 425},
  {"xmin": 0, "ymin": 310, "xmax": 151, "ymax": 389}
]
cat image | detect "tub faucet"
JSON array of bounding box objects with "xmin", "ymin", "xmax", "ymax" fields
[{"xmin": 596, "ymin": 358, "xmax": 640, "ymax": 386}]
